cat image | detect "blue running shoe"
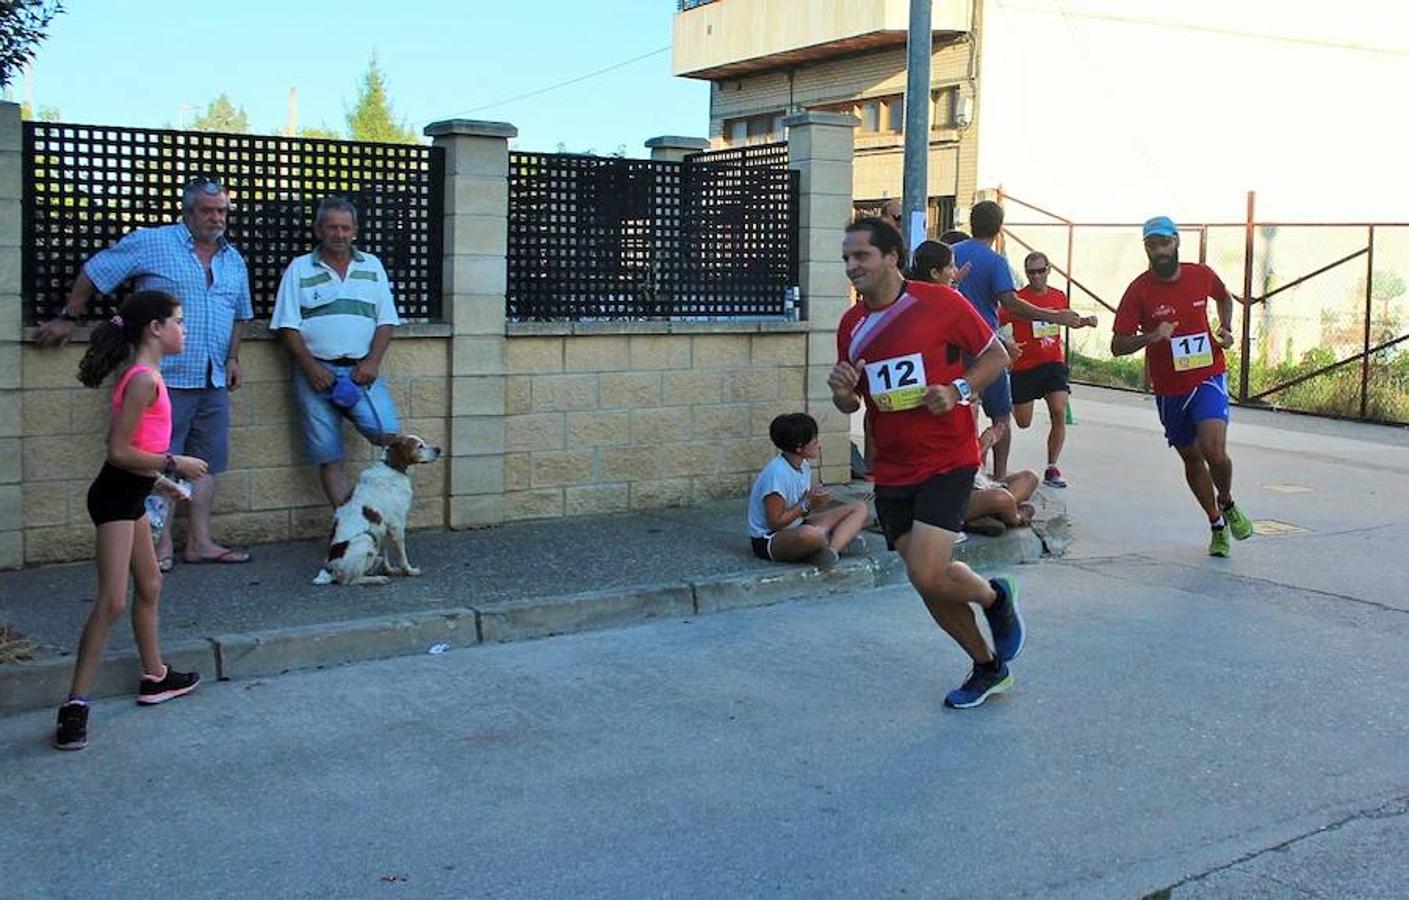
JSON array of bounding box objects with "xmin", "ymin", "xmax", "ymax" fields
[
  {"xmin": 984, "ymin": 576, "xmax": 1025, "ymax": 662},
  {"xmin": 944, "ymin": 661, "xmax": 1013, "ymax": 709}
]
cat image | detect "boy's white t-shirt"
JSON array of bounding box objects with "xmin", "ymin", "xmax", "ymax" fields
[{"xmin": 747, "ymin": 454, "xmax": 811, "ymax": 538}]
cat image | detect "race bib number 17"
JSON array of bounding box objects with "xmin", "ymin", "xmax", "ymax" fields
[
  {"xmin": 865, "ymin": 353, "xmax": 927, "ymax": 412},
  {"xmin": 1171, "ymin": 333, "xmax": 1214, "ymax": 371}
]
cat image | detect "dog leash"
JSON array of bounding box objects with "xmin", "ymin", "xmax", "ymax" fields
[{"xmin": 357, "ymin": 382, "xmax": 391, "ymax": 463}]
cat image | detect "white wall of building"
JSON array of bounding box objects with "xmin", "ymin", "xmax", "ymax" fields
[{"xmin": 975, "ymin": 0, "xmax": 1409, "ymax": 223}]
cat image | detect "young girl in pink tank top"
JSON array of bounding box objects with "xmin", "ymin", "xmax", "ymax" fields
[{"xmin": 54, "ymin": 291, "xmax": 210, "ymax": 751}]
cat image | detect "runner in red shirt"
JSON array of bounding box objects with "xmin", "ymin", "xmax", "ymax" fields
[
  {"xmin": 999, "ymin": 251, "xmax": 1098, "ymax": 488},
  {"xmin": 1111, "ymin": 216, "xmax": 1255, "ymax": 557},
  {"xmin": 829, "ymin": 218, "xmax": 1024, "ymax": 709}
]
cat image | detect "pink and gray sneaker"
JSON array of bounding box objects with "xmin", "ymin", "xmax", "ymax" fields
[
  {"xmin": 137, "ymin": 664, "xmax": 201, "ymax": 705},
  {"xmin": 1043, "ymin": 465, "xmax": 1067, "ymax": 488}
]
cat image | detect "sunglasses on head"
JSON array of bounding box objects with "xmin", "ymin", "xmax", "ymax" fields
[{"xmin": 185, "ymin": 176, "xmax": 225, "ymax": 195}]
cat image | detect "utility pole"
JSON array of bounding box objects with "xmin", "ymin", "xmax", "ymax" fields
[
  {"xmin": 901, "ymin": 0, "xmax": 933, "ymax": 255},
  {"xmin": 285, "ymin": 86, "xmax": 299, "ymax": 137}
]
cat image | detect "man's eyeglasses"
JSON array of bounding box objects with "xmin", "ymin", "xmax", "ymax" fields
[{"xmin": 1025, "ymin": 266, "xmax": 1049, "ymax": 275}]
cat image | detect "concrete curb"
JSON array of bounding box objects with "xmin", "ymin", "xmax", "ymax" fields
[
  {"xmin": 214, "ymin": 609, "xmax": 480, "ymax": 681},
  {"xmin": 0, "ymin": 639, "xmax": 215, "ymax": 713},
  {"xmin": 0, "ymin": 529, "xmax": 1056, "ymax": 714},
  {"xmin": 479, "ymin": 585, "xmax": 694, "ymax": 642},
  {"xmin": 691, "ymin": 558, "xmax": 875, "ymax": 614}
]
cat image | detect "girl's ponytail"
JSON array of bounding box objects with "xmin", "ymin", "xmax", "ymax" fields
[{"xmin": 76, "ymin": 291, "xmax": 179, "ymax": 388}]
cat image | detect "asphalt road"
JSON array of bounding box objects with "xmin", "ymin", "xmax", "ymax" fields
[{"xmin": 3, "ymin": 389, "xmax": 1407, "ymax": 898}]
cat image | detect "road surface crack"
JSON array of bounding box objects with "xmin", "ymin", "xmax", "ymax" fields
[{"xmin": 1147, "ymin": 793, "xmax": 1409, "ymax": 897}]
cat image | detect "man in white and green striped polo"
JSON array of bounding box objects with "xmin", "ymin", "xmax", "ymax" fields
[{"xmin": 272, "ymin": 197, "xmax": 403, "ymax": 506}]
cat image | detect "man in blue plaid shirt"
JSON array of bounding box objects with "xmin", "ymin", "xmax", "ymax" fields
[{"xmin": 39, "ymin": 177, "xmax": 254, "ymax": 568}]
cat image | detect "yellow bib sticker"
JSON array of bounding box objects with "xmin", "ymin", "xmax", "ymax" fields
[
  {"xmin": 865, "ymin": 352, "xmax": 928, "ymax": 412},
  {"xmin": 1171, "ymin": 332, "xmax": 1214, "ymax": 372},
  {"xmin": 1032, "ymin": 321, "xmax": 1060, "ymax": 339}
]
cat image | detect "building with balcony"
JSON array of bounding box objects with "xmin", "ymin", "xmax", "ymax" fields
[
  {"xmin": 673, "ymin": 0, "xmax": 980, "ymax": 233},
  {"xmin": 673, "ymin": 1, "xmax": 1409, "ymax": 228}
]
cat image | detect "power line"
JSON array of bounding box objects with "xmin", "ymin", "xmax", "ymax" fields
[
  {"xmin": 447, "ymin": 45, "xmax": 671, "ymax": 118},
  {"xmin": 1003, "ymin": 2, "xmax": 1409, "ymax": 58}
]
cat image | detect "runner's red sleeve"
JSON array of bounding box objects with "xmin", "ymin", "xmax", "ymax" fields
[{"xmin": 1113, "ymin": 282, "xmax": 1143, "ymax": 335}]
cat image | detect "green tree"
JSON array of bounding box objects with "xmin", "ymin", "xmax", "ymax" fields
[
  {"xmin": 191, "ymin": 92, "xmax": 250, "ymax": 134},
  {"xmin": 298, "ymin": 124, "xmax": 341, "ymax": 140},
  {"xmin": 19, "ymin": 102, "xmax": 61, "ymax": 121},
  {"xmin": 345, "ymin": 54, "xmax": 418, "ymax": 144},
  {"xmin": 1352, "ymin": 269, "xmax": 1407, "ymax": 303},
  {"xmin": 0, "ymin": 1, "xmax": 62, "ymax": 88}
]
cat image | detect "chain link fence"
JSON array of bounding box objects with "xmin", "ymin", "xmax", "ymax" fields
[{"xmin": 998, "ymin": 194, "xmax": 1409, "ymax": 425}]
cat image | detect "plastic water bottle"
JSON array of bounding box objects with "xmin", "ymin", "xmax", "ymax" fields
[
  {"xmin": 145, "ymin": 475, "xmax": 191, "ymax": 545},
  {"xmin": 145, "ymin": 494, "xmax": 171, "ymax": 543}
]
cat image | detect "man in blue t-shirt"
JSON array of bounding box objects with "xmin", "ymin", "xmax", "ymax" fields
[{"xmin": 953, "ymin": 201, "xmax": 1090, "ymax": 477}]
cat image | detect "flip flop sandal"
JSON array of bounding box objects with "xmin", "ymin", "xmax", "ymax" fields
[{"xmin": 185, "ymin": 548, "xmax": 252, "ymax": 565}]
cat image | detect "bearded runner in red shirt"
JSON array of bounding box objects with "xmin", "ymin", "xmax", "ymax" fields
[
  {"xmin": 1111, "ymin": 216, "xmax": 1255, "ymax": 558},
  {"xmin": 829, "ymin": 218, "xmax": 1024, "ymax": 710}
]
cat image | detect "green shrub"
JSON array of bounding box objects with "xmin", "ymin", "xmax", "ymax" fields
[{"xmin": 1067, "ymin": 347, "xmax": 1409, "ymax": 424}]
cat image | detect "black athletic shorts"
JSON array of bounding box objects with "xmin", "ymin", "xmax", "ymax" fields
[
  {"xmin": 873, "ymin": 468, "xmax": 977, "ymax": 550},
  {"xmin": 86, "ymin": 463, "xmax": 156, "ymax": 526},
  {"xmin": 1010, "ymin": 361, "xmax": 1071, "ymax": 406}
]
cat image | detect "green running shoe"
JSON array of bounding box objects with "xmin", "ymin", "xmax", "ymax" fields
[
  {"xmin": 1224, "ymin": 503, "xmax": 1254, "ymax": 540},
  {"xmin": 1209, "ymin": 526, "xmax": 1231, "ymax": 557}
]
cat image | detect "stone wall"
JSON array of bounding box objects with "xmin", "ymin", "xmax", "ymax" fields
[
  {"xmin": 496, "ymin": 324, "xmax": 818, "ymax": 521},
  {"xmin": 2, "ymin": 106, "xmax": 859, "ymax": 568},
  {"xmin": 16, "ymin": 327, "xmax": 451, "ymax": 565}
]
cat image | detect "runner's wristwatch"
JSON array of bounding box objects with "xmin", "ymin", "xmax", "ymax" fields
[{"xmin": 951, "ymin": 378, "xmax": 973, "ymax": 406}]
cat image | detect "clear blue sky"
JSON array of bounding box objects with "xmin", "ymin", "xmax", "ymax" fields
[{"xmin": 12, "ymin": 0, "xmax": 711, "ymax": 154}]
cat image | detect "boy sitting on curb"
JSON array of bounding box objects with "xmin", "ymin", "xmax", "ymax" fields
[{"xmin": 747, "ymin": 413, "xmax": 870, "ymax": 569}]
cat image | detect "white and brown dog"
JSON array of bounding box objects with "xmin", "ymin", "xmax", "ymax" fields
[{"xmin": 313, "ymin": 434, "xmax": 441, "ymax": 586}]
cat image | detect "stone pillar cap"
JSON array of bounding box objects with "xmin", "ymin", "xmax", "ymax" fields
[
  {"xmin": 423, "ymin": 119, "xmax": 519, "ymax": 139},
  {"xmin": 644, "ymin": 136, "xmax": 711, "ymax": 150},
  {"xmin": 781, "ymin": 111, "xmax": 859, "ymax": 129}
]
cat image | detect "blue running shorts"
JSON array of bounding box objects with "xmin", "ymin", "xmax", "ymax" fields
[{"xmin": 1155, "ymin": 373, "xmax": 1230, "ymax": 448}]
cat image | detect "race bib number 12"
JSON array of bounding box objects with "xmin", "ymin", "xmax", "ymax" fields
[
  {"xmin": 1171, "ymin": 333, "xmax": 1214, "ymax": 371},
  {"xmin": 865, "ymin": 353, "xmax": 927, "ymax": 412}
]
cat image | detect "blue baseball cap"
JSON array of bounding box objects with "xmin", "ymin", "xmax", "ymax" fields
[{"xmin": 1142, "ymin": 216, "xmax": 1179, "ymax": 239}]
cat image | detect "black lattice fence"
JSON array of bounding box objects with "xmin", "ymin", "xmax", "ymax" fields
[
  {"xmin": 21, "ymin": 122, "xmax": 445, "ymax": 324},
  {"xmin": 684, "ymin": 141, "xmax": 789, "ymax": 169},
  {"xmin": 507, "ymin": 149, "xmax": 797, "ymax": 321}
]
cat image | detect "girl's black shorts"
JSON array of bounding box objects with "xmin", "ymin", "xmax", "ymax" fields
[{"xmin": 86, "ymin": 463, "xmax": 156, "ymax": 526}]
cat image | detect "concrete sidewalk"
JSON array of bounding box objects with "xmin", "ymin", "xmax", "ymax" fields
[{"xmin": 0, "ymin": 484, "xmax": 1066, "ymax": 712}]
